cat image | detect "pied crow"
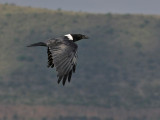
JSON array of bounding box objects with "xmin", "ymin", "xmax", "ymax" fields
[{"xmin": 27, "ymin": 34, "xmax": 89, "ymax": 86}]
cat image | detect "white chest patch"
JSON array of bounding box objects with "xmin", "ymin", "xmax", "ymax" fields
[{"xmin": 65, "ymin": 34, "xmax": 73, "ymax": 40}]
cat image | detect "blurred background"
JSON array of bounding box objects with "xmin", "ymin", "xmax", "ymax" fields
[
  {"xmin": 0, "ymin": 0, "xmax": 160, "ymax": 120},
  {"xmin": 0, "ymin": 0, "xmax": 160, "ymax": 14}
]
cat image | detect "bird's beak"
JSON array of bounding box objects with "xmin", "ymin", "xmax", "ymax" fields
[{"xmin": 83, "ymin": 35, "xmax": 89, "ymax": 39}]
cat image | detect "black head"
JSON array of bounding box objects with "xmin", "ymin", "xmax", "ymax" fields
[{"xmin": 65, "ymin": 34, "xmax": 89, "ymax": 42}]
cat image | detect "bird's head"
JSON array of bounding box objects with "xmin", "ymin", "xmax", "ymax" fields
[{"xmin": 65, "ymin": 34, "xmax": 89, "ymax": 42}]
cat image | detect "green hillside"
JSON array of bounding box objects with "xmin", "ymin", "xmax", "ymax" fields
[{"xmin": 0, "ymin": 3, "xmax": 160, "ymax": 120}]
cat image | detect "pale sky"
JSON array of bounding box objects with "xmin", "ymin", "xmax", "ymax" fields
[{"xmin": 0, "ymin": 0, "xmax": 159, "ymax": 15}]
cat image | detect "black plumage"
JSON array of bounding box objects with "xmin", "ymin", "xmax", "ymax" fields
[{"xmin": 27, "ymin": 34, "xmax": 88, "ymax": 85}]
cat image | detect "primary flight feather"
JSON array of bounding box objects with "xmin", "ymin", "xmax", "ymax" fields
[{"xmin": 27, "ymin": 34, "xmax": 89, "ymax": 86}]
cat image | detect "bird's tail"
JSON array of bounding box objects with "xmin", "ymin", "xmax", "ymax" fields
[{"xmin": 27, "ymin": 42, "xmax": 46, "ymax": 47}]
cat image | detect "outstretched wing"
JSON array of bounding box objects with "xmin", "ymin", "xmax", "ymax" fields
[{"xmin": 48, "ymin": 40, "xmax": 78, "ymax": 85}]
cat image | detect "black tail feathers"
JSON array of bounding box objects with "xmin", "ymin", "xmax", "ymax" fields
[{"xmin": 27, "ymin": 42, "xmax": 46, "ymax": 47}]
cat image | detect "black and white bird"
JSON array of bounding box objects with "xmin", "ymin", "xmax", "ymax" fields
[{"xmin": 27, "ymin": 34, "xmax": 89, "ymax": 85}]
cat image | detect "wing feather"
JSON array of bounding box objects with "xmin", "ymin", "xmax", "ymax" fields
[
  {"xmin": 47, "ymin": 40, "xmax": 78, "ymax": 85},
  {"xmin": 68, "ymin": 71, "xmax": 72, "ymax": 82}
]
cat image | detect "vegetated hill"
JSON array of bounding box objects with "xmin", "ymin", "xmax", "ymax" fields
[{"xmin": 0, "ymin": 4, "xmax": 160, "ymax": 109}]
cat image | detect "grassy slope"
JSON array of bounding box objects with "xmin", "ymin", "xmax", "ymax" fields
[{"xmin": 0, "ymin": 4, "xmax": 160, "ymax": 110}]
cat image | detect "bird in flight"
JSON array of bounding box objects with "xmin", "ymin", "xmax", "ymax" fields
[{"xmin": 27, "ymin": 34, "xmax": 89, "ymax": 85}]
